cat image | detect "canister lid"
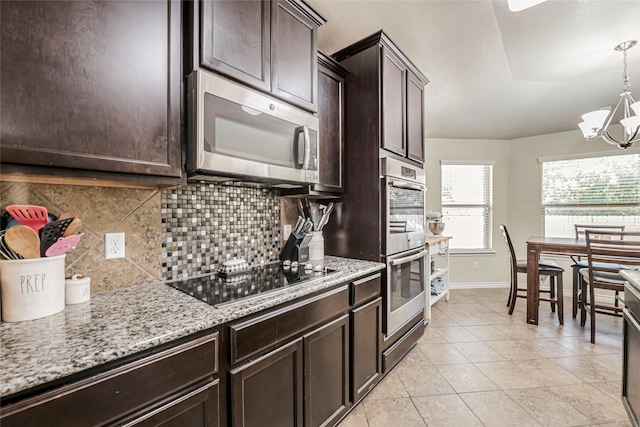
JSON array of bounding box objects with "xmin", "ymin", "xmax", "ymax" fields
[{"xmin": 65, "ymin": 274, "xmax": 90, "ymax": 286}]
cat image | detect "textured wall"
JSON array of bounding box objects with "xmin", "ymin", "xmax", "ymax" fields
[{"xmin": 0, "ymin": 180, "xmax": 283, "ymax": 292}]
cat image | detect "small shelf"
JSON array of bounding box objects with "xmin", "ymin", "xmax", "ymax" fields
[
  {"xmin": 425, "ymin": 236, "xmax": 452, "ymax": 321},
  {"xmin": 430, "ymin": 289, "xmax": 448, "ymax": 305},
  {"xmin": 429, "ymin": 267, "xmax": 448, "ymax": 281}
]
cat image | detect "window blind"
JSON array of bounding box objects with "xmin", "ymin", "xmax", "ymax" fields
[
  {"xmin": 441, "ymin": 163, "xmax": 493, "ymax": 250},
  {"xmin": 541, "ymin": 153, "xmax": 640, "ymax": 237}
]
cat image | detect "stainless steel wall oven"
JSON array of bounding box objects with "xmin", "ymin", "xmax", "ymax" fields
[{"xmin": 382, "ymin": 158, "xmax": 427, "ymax": 337}]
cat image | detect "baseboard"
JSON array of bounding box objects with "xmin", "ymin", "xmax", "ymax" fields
[{"xmin": 449, "ymin": 282, "xmax": 509, "ymax": 289}]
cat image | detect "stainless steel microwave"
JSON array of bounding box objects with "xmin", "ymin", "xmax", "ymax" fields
[{"xmin": 186, "ymin": 70, "xmax": 320, "ymax": 185}]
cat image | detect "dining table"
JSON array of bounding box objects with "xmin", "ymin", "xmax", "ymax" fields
[{"xmin": 526, "ymin": 236, "xmax": 587, "ymax": 325}]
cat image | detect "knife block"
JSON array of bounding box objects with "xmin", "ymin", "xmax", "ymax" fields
[{"xmin": 279, "ymin": 232, "xmax": 311, "ymax": 263}]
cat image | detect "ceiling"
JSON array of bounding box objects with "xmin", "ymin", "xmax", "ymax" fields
[{"xmin": 306, "ymin": 0, "xmax": 640, "ymax": 140}]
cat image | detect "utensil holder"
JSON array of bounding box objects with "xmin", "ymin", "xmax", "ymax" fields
[
  {"xmin": 307, "ymin": 232, "xmax": 324, "ymax": 266},
  {"xmin": 0, "ymin": 254, "xmax": 66, "ymax": 322}
]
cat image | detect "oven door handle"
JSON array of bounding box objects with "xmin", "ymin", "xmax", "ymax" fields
[
  {"xmin": 388, "ymin": 180, "xmax": 426, "ymax": 191},
  {"xmin": 390, "ymin": 250, "xmax": 427, "ymax": 266}
]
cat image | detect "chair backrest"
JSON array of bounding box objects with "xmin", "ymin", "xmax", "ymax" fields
[
  {"xmin": 585, "ymin": 230, "xmax": 640, "ymax": 283},
  {"xmin": 499, "ymin": 225, "xmax": 518, "ymax": 284},
  {"xmin": 575, "ymin": 224, "xmax": 625, "ymax": 239}
]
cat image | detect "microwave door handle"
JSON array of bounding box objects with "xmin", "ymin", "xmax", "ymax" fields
[
  {"xmin": 390, "ymin": 250, "xmax": 427, "ymax": 266},
  {"xmin": 302, "ymin": 125, "xmax": 311, "ymax": 170},
  {"xmin": 293, "ymin": 126, "xmax": 305, "ymax": 169}
]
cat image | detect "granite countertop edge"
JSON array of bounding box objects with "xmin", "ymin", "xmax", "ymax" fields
[
  {"xmin": 0, "ymin": 256, "xmax": 384, "ymax": 398},
  {"xmin": 621, "ymin": 269, "xmax": 640, "ymax": 293}
]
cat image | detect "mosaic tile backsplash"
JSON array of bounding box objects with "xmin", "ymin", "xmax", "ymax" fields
[
  {"xmin": 162, "ymin": 182, "xmax": 281, "ymax": 281},
  {"xmin": 1, "ymin": 180, "xmax": 283, "ymax": 291}
]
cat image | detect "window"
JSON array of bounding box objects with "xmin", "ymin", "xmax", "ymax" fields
[
  {"xmin": 441, "ymin": 161, "xmax": 494, "ymax": 251},
  {"xmin": 541, "ymin": 153, "xmax": 640, "ymax": 237}
]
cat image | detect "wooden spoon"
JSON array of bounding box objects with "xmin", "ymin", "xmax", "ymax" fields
[
  {"xmin": 5, "ymin": 225, "xmax": 40, "ymax": 259},
  {"xmin": 62, "ymin": 217, "xmax": 82, "ymax": 237}
]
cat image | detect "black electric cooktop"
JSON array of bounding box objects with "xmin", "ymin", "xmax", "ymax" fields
[{"xmin": 166, "ymin": 262, "xmax": 339, "ymax": 308}]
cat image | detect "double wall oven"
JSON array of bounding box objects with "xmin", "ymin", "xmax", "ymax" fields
[{"xmin": 382, "ymin": 158, "xmax": 427, "ymax": 337}]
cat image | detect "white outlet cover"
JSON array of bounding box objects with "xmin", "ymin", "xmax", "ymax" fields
[{"xmin": 105, "ymin": 232, "xmax": 125, "ymax": 259}]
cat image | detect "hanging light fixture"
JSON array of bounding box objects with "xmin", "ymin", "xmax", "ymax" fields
[{"xmin": 579, "ymin": 40, "xmax": 640, "ymax": 149}]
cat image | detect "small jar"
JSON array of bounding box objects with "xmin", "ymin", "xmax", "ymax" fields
[
  {"xmin": 65, "ymin": 274, "xmax": 90, "ymax": 305},
  {"xmin": 307, "ymin": 232, "xmax": 324, "ymax": 266}
]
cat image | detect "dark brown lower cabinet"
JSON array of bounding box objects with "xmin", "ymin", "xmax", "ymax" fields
[
  {"xmin": 230, "ymin": 339, "xmax": 304, "ymax": 427},
  {"xmin": 351, "ymin": 297, "xmax": 382, "ymax": 403},
  {"xmin": 0, "ymin": 332, "xmax": 219, "ymax": 427},
  {"xmin": 623, "ymin": 306, "xmax": 640, "ymax": 427},
  {"xmin": 122, "ymin": 380, "xmax": 219, "ymax": 427},
  {"xmin": 304, "ymin": 314, "xmax": 350, "ymax": 427}
]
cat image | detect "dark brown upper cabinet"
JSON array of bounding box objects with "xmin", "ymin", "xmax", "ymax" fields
[
  {"xmin": 197, "ymin": 0, "xmax": 325, "ymax": 113},
  {"xmin": 0, "ymin": 0, "xmax": 183, "ymax": 182},
  {"xmin": 334, "ymin": 31, "xmax": 428, "ymax": 165}
]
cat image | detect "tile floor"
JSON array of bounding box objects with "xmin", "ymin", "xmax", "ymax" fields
[{"xmin": 338, "ymin": 288, "xmax": 631, "ymax": 427}]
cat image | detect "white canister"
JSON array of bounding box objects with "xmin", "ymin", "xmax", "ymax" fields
[
  {"xmin": 65, "ymin": 274, "xmax": 91, "ymax": 305},
  {"xmin": 307, "ymin": 232, "xmax": 325, "ymax": 266},
  {"xmin": 0, "ymin": 254, "xmax": 66, "ymax": 322}
]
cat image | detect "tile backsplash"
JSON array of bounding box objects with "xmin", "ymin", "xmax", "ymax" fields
[
  {"xmin": 0, "ymin": 180, "xmax": 283, "ymax": 292},
  {"xmin": 162, "ymin": 182, "xmax": 281, "ymax": 281}
]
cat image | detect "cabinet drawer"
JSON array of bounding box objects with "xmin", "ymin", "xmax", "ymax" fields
[
  {"xmin": 230, "ymin": 286, "xmax": 349, "ymax": 364},
  {"xmin": 1, "ymin": 332, "xmax": 218, "ymax": 427},
  {"xmin": 350, "ymin": 273, "xmax": 382, "ymax": 307}
]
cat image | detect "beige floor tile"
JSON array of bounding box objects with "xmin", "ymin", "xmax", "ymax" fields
[
  {"xmin": 365, "ymin": 371, "xmax": 408, "ymax": 400},
  {"xmin": 591, "ymin": 353, "xmax": 624, "ymax": 376},
  {"xmin": 452, "ymin": 341, "xmax": 506, "ymax": 363},
  {"xmin": 549, "ymin": 383, "xmax": 630, "ymax": 424},
  {"xmin": 476, "ymin": 358, "xmax": 581, "ymax": 389},
  {"xmin": 411, "ymin": 394, "xmax": 483, "ymax": 426},
  {"xmin": 504, "ymin": 387, "xmax": 592, "ymax": 427},
  {"xmin": 418, "ymin": 326, "xmax": 449, "ymax": 344},
  {"xmin": 427, "ymin": 311, "xmax": 460, "ymax": 327},
  {"xmin": 397, "ymin": 345, "xmax": 432, "ymax": 368},
  {"xmin": 395, "ymin": 364, "xmax": 455, "ymax": 397},
  {"xmin": 486, "ymin": 339, "xmax": 548, "ymax": 360},
  {"xmin": 492, "ymin": 323, "xmax": 543, "ymax": 339},
  {"xmin": 460, "ymin": 390, "xmax": 542, "ymax": 426},
  {"xmin": 597, "ymin": 380, "xmax": 624, "ymax": 401},
  {"xmin": 419, "ymin": 342, "xmax": 469, "ymax": 365},
  {"xmin": 464, "ymin": 324, "xmax": 512, "ymax": 341},
  {"xmin": 552, "ymin": 334, "xmax": 623, "ymax": 355},
  {"xmin": 436, "ymin": 326, "xmax": 480, "ymax": 343},
  {"xmin": 337, "ymin": 403, "xmax": 368, "ymax": 427},
  {"xmin": 550, "ymin": 356, "xmax": 621, "ymax": 383},
  {"xmin": 435, "ymin": 363, "xmax": 499, "ymax": 393},
  {"xmin": 362, "ymin": 398, "xmax": 426, "ymax": 427}
]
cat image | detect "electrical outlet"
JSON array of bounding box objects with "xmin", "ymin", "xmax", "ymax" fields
[
  {"xmin": 105, "ymin": 232, "xmax": 125, "ymax": 259},
  {"xmin": 284, "ymin": 224, "xmax": 292, "ymax": 240},
  {"xmin": 473, "ymin": 261, "xmax": 480, "ymax": 270}
]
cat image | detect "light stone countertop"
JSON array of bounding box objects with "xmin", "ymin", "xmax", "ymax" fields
[
  {"xmin": 621, "ymin": 269, "xmax": 640, "ymax": 293},
  {"xmin": 0, "ymin": 256, "xmax": 384, "ymax": 398}
]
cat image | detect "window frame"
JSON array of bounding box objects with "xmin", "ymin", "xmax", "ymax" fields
[
  {"xmin": 538, "ymin": 150, "xmax": 640, "ymax": 237},
  {"xmin": 440, "ymin": 160, "xmax": 495, "ymax": 253}
]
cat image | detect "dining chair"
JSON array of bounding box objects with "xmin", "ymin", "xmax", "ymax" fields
[
  {"xmin": 580, "ymin": 230, "xmax": 640, "ymax": 343},
  {"xmin": 571, "ymin": 224, "xmax": 626, "ymax": 319},
  {"xmin": 500, "ymin": 225, "xmax": 565, "ymax": 324}
]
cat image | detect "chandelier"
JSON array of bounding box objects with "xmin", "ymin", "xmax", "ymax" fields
[{"xmin": 578, "ymin": 40, "xmax": 640, "ymax": 149}]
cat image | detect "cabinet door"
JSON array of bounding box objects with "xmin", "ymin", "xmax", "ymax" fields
[
  {"xmin": 352, "ymin": 297, "xmax": 382, "ymax": 402},
  {"xmin": 406, "ymin": 71, "xmax": 425, "ymax": 163},
  {"xmin": 381, "ymin": 46, "xmax": 406, "ymax": 157},
  {"xmin": 200, "ymin": 0, "xmax": 270, "ymax": 92},
  {"xmin": 271, "ymin": 1, "xmax": 318, "ymax": 112},
  {"xmin": 0, "ymin": 0, "xmax": 181, "ymax": 178},
  {"xmin": 230, "ymin": 339, "xmax": 303, "ymax": 427},
  {"xmin": 123, "ymin": 381, "xmax": 219, "ymax": 427},
  {"xmin": 304, "ymin": 314, "xmax": 350, "ymax": 427},
  {"xmin": 316, "ymin": 58, "xmax": 345, "ymax": 192}
]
